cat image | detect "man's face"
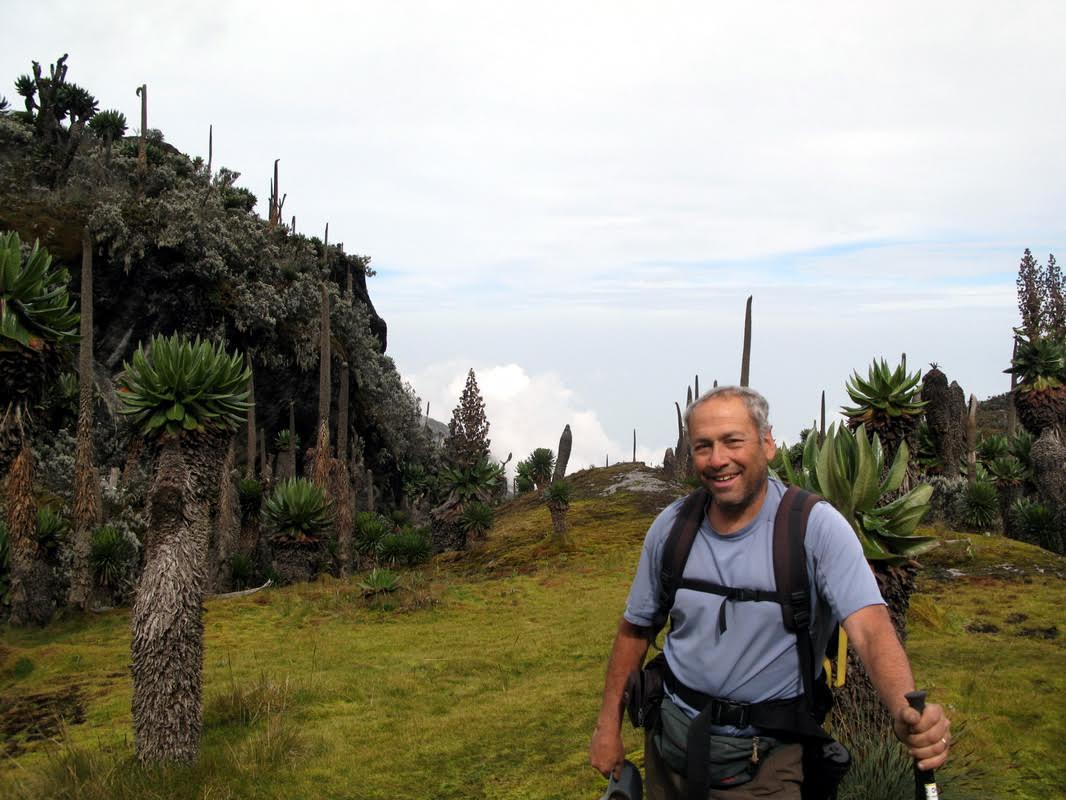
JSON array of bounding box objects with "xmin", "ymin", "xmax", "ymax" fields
[{"xmin": 689, "ymin": 395, "xmax": 777, "ymax": 516}]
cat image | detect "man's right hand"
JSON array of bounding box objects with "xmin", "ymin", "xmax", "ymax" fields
[{"xmin": 589, "ymin": 724, "xmax": 624, "ymax": 779}]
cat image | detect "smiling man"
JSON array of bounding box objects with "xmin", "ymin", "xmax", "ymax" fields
[{"xmin": 589, "ymin": 386, "xmax": 950, "ymax": 799}]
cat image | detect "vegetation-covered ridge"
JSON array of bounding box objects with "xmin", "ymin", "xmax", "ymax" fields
[
  {"xmin": 0, "ymin": 54, "xmax": 434, "ymax": 503},
  {"xmin": 0, "ymin": 463, "xmax": 1062, "ymax": 799}
]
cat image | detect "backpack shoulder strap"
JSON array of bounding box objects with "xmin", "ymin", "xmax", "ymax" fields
[
  {"xmin": 652, "ymin": 488, "xmax": 709, "ymax": 636},
  {"xmin": 772, "ymin": 485, "xmax": 824, "ymax": 708}
]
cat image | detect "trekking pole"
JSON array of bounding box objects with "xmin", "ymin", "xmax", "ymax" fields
[{"xmin": 904, "ymin": 690, "xmax": 940, "ymax": 800}]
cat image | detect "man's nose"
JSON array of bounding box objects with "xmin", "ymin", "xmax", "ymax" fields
[{"xmin": 705, "ymin": 443, "xmax": 730, "ymax": 468}]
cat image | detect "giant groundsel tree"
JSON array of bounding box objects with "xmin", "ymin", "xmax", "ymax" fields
[{"xmin": 119, "ymin": 334, "xmax": 250, "ymax": 764}]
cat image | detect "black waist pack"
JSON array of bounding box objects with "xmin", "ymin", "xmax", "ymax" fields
[{"xmin": 624, "ymin": 654, "xmax": 666, "ymax": 730}]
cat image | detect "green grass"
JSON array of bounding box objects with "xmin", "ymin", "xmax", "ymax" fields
[{"xmin": 1, "ymin": 465, "xmax": 1063, "ymax": 799}]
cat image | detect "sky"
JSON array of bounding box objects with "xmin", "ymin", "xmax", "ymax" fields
[{"xmin": 4, "ymin": 1, "xmax": 1063, "ymax": 473}]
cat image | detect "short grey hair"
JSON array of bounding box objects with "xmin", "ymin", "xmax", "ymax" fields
[{"xmin": 683, "ymin": 386, "xmax": 771, "ymax": 438}]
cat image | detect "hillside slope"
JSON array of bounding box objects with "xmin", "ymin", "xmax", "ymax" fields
[{"xmin": 1, "ymin": 464, "xmax": 1063, "ymax": 799}]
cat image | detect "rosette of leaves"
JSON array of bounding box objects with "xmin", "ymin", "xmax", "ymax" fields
[
  {"xmin": 1009, "ymin": 430, "xmax": 1034, "ymax": 473},
  {"xmin": 975, "ymin": 434, "xmax": 1010, "ymax": 466},
  {"xmin": 87, "ymin": 108, "xmax": 127, "ymax": 149},
  {"xmin": 36, "ymin": 505, "xmax": 69, "ymax": 559},
  {"xmin": 960, "ymin": 480, "xmax": 998, "ymax": 531},
  {"xmin": 273, "ymin": 429, "xmax": 298, "ymax": 452},
  {"xmin": 986, "ymin": 456, "xmax": 1026, "ymax": 488},
  {"xmin": 525, "ymin": 448, "xmax": 555, "ymax": 491},
  {"xmin": 1006, "ymin": 334, "xmax": 1066, "ymax": 435},
  {"xmin": 0, "ymin": 232, "xmax": 79, "ymax": 414},
  {"xmin": 237, "ymin": 478, "xmax": 263, "ymax": 521},
  {"xmin": 118, "ymin": 335, "xmax": 251, "ymax": 438},
  {"xmin": 378, "ymin": 527, "xmax": 431, "ymax": 566},
  {"xmin": 263, "ymin": 478, "xmax": 332, "ymax": 546},
  {"xmin": 842, "ymin": 358, "xmax": 926, "ymax": 460},
  {"xmin": 229, "ymin": 554, "xmax": 255, "ymax": 590},
  {"xmin": 775, "ymin": 425, "xmax": 937, "ymax": 565},
  {"xmin": 355, "ymin": 511, "xmax": 393, "ymax": 556},
  {"xmin": 438, "ymin": 458, "xmax": 504, "ymax": 507},
  {"xmin": 359, "ymin": 567, "xmax": 399, "ymax": 596},
  {"xmin": 90, "ymin": 525, "xmax": 137, "ymax": 593},
  {"xmin": 514, "ymin": 461, "xmax": 536, "ymax": 494},
  {"xmin": 914, "ymin": 421, "xmax": 941, "ymax": 473},
  {"xmin": 1010, "ymin": 499, "xmax": 1062, "ymax": 552},
  {"xmin": 459, "ymin": 501, "xmax": 494, "ymax": 538}
]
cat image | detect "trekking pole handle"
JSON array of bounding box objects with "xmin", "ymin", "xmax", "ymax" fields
[{"xmin": 904, "ymin": 690, "xmax": 939, "ymax": 800}]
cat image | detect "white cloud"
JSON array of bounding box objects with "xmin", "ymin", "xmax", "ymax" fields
[{"xmin": 409, "ymin": 361, "xmax": 665, "ymax": 477}]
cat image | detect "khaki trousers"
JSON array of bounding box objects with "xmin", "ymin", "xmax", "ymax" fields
[{"xmin": 644, "ymin": 730, "xmax": 804, "ymax": 800}]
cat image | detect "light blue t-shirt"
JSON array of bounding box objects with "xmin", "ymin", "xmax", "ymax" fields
[{"xmin": 624, "ymin": 478, "xmax": 884, "ymax": 718}]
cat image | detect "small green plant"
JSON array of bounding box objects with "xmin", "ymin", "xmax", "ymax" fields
[
  {"xmin": 230, "ymin": 554, "xmax": 255, "ymax": 590},
  {"xmin": 976, "ymin": 434, "xmax": 1011, "ymax": 465},
  {"xmin": 263, "ymin": 478, "xmax": 332, "ymax": 545},
  {"xmin": 359, "ymin": 567, "xmax": 399, "ymax": 596},
  {"xmin": 459, "ymin": 501, "xmax": 494, "ymax": 538},
  {"xmin": 544, "ymin": 479, "xmax": 572, "ymax": 507},
  {"xmin": 238, "ymin": 478, "xmax": 263, "ymax": 520},
  {"xmin": 960, "ymin": 480, "xmax": 999, "ymax": 531},
  {"xmin": 89, "ymin": 525, "xmax": 136, "ymax": 593},
  {"xmin": 514, "ymin": 461, "xmax": 536, "ymax": 494},
  {"xmin": 986, "ymin": 456, "xmax": 1026, "ymax": 486},
  {"xmin": 525, "ymin": 448, "xmax": 555, "ymax": 490},
  {"xmin": 36, "ymin": 505, "xmax": 69, "ymax": 557},
  {"xmin": 1010, "ymin": 498, "xmax": 1062, "ymax": 552},
  {"xmin": 273, "ymin": 429, "xmax": 298, "ymax": 451},
  {"xmin": 355, "ymin": 511, "xmax": 393, "ymax": 555},
  {"xmin": 378, "ymin": 528, "xmax": 431, "ymax": 566}
]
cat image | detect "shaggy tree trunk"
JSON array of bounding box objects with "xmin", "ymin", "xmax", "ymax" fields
[
  {"xmin": 1031, "ymin": 428, "xmax": 1066, "ymax": 553},
  {"xmin": 69, "ymin": 227, "xmax": 99, "ymax": 610},
  {"xmin": 922, "ymin": 367, "xmax": 965, "ymax": 477},
  {"xmin": 211, "ymin": 436, "xmax": 238, "ymax": 592},
  {"xmin": 121, "ymin": 434, "xmax": 145, "ymax": 490},
  {"xmin": 832, "ymin": 561, "xmax": 917, "ymax": 732},
  {"xmin": 7, "ymin": 443, "xmax": 55, "ymax": 626},
  {"xmin": 245, "ymin": 365, "xmax": 256, "ymax": 478},
  {"xmin": 312, "ymin": 283, "xmax": 332, "ymax": 490},
  {"xmin": 131, "ymin": 431, "xmax": 224, "ymax": 764},
  {"xmin": 548, "ymin": 502, "xmax": 571, "ymax": 547},
  {"xmin": 333, "ymin": 464, "xmax": 354, "ymax": 576},
  {"xmin": 662, "ymin": 447, "xmax": 676, "ymax": 479}
]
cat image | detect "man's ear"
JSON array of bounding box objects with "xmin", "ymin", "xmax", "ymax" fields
[{"xmin": 763, "ymin": 427, "xmax": 777, "ymax": 460}]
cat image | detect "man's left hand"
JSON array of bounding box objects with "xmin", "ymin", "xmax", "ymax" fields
[{"xmin": 893, "ymin": 701, "xmax": 951, "ymax": 771}]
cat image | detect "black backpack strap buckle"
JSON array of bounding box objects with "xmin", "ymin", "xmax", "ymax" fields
[{"xmin": 707, "ymin": 697, "xmax": 751, "ymax": 728}]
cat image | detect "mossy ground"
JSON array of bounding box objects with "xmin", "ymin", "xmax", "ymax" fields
[{"xmin": 1, "ymin": 465, "xmax": 1063, "ymax": 799}]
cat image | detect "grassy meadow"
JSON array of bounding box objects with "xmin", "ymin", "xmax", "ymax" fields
[{"xmin": 1, "ymin": 464, "xmax": 1064, "ymax": 799}]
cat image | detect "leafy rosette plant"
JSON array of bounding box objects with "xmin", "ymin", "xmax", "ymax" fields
[
  {"xmin": 459, "ymin": 501, "xmax": 494, "ymax": 537},
  {"xmin": 439, "ymin": 458, "xmax": 504, "ymax": 507},
  {"xmin": 842, "ymin": 358, "xmax": 926, "ymax": 459},
  {"xmin": 263, "ymin": 478, "xmax": 332, "ymax": 546},
  {"xmin": 118, "ymin": 335, "xmax": 251, "ymax": 438},
  {"xmin": 775, "ymin": 424, "xmax": 937, "ymax": 565},
  {"xmin": 0, "ymin": 232, "xmax": 79, "ymax": 353},
  {"xmin": 0, "ymin": 232, "xmax": 79, "ymax": 416},
  {"xmin": 1005, "ymin": 334, "xmax": 1066, "ymax": 434}
]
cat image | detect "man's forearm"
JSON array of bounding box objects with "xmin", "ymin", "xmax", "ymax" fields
[
  {"xmin": 842, "ymin": 604, "xmax": 915, "ymax": 717},
  {"xmin": 596, "ymin": 618, "xmax": 653, "ymax": 730}
]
